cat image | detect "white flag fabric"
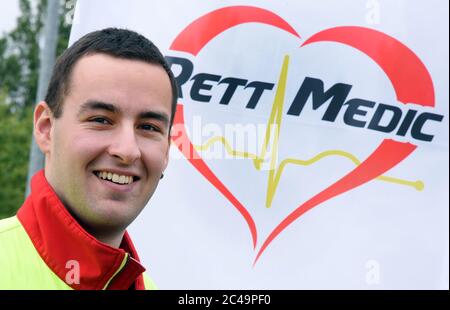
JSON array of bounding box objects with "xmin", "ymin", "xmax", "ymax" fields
[{"xmin": 69, "ymin": 0, "xmax": 449, "ymax": 289}]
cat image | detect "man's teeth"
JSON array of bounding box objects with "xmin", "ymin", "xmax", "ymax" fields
[{"xmin": 95, "ymin": 171, "xmax": 134, "ymax": 185}]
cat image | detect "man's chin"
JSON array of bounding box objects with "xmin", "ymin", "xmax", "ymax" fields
[{"xmin": 84, "ymin": 202, "xmax": 134, "ymax": 228}]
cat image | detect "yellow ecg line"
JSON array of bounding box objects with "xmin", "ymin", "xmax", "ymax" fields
[{"xmin": 194, "ymin": 55, "xmax": 424, "ymax": 209}]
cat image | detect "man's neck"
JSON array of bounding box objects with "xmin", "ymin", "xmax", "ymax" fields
[{"xmin": 90, "ymin": 230, "xmax": 125, "ymax": 248}]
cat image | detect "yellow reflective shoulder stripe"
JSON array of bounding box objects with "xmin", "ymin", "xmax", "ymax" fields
[
  {"xmin": 0, "ymin": 216, "xmax": 71, "ymax": 290},
  {"xmin": 143, "ymin": 272, "xmax": 158, "ymax": 290}
]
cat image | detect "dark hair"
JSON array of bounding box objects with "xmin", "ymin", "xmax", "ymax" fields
[{"xmin": 45, "ymin": 27, "xmax": 178, "ymax": 128}]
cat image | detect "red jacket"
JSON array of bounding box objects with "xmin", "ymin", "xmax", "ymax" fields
[{"xmin": 0, "ymin": 170, "xmax": 155, "ymax": 290}]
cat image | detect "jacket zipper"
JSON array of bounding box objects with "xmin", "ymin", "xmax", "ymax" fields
[{"xmin": 102, "ymin": 253, "xmax": 129, "ymax": 290}]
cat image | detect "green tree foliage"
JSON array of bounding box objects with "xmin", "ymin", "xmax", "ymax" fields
[
  {"xmin": 0, "ymin": 0, "xmax": 71, "ymax": 219},
  {"xmin": 0, "ymin": 97, "xmax": 33, "ymax": 217}
]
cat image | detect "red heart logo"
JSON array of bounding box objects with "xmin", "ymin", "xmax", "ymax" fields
[{"xmin": 169, "ymin": 6, "xmax": 435, "ymax": 264}]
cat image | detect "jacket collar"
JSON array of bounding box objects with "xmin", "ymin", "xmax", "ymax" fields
[{"xmin": 17, "ymin": 170, "xmax": 146, "ymax": 290}]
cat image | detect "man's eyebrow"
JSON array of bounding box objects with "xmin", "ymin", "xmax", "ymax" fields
[
  {"xmin": 78, "ymin": 101, "xmax": 119, "ymax": 116},
  {"xmin": 78, "ymin": 100, "xmax": 170, "ymax": 127},
  {"xmin": 138, "ymin": 111, "xmax": 170, "ymax": 127}
]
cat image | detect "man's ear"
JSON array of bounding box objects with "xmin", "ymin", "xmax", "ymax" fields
[
  {"xmin": 163, "ymin": 137, "xmax": 170, "ymax": 170},
  {"xmin": 34, "ymin": 101, "xmax": 54, "ymax": 154}
]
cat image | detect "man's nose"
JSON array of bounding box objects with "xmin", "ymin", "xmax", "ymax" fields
[{"xmin": 108, "ymin": 125, "xmax": 141, "ymax": 164}]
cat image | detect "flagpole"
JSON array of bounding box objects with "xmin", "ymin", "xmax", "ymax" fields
[{"xmin": 25, "ymin": 0, "xmax": 60, "ymax": 196}]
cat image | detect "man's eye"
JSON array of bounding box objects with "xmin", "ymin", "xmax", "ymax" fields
[
  {"xmin": 90, "ymin": 117, "xmax": 110, "ymax": 124},
  {"xmin": 140, "ymin": 124, "xmax": 160, "ymax": 132}
]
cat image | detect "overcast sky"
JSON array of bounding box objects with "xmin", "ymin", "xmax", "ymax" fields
[{"xmin": 0, "ymin": 0, "xmax": 20, "ymax": 35}]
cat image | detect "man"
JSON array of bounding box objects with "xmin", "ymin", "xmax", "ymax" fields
[{"xmin": 0, "ymin": 28, "xmax": 178, "ymax": 289}]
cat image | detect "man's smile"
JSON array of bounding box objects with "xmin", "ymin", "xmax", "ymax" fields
[
  {"xmin": 92, "ymin": 170, "xmax": 141, "ymax": 193},
  {"xmin": 94, "ymin": 170, "xmax": 139, "ymax": 185}
]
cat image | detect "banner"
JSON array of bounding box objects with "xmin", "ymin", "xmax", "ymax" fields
[{"xmin": 70, "ymin": 0, "xmax": 449, "ymax": 289}]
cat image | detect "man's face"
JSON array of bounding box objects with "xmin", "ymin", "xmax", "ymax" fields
[{"xmin": 41, "ymin": 53, "xmax": 172, "ymax": 235}]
